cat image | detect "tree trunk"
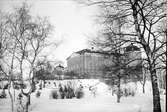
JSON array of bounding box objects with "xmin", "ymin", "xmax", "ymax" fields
[
  {"xmin": 132, "ymin": 4, "xmax": 161, "ymax": 112},
  {"xmin": 25, "ymin": 100, "xmax": 29, "ymax": 112},
  {"xmin": 8, "ymin": 84, "xmax": 14, "ymax": 112},
  {"xmin": 25, "ymin": 94, "xmax": 30, "ymax": 112},
  {"xmin": 141, "ymin": 78, "xmax": 146, "ymax": 94},
  {"xmin": 28, "ymin": 94, "xmax": 31, "ymax": 105},
  {"xmin": 14, "ymin": 88, "xmax": 15, "ymax": 101},
  {"xmin": 12, "ymin": 83, "xmax": 16, "ymax": 101},
  {"xmin": 142, "ymin": 84, "xmax": 145, "ymax": 94},
  {"xmin": 112, "ymin": 87, "xmax": 114, "ymax": 96},
  {"xmin": 117, "ymin": 77, "xmax": 121, "ymax": 103},
  {"xmin": 43, "ymin": 80, "xmax": 45, "ymax": 88},
  {"xmin": 150, "ymin": 69, "xmax": 161, "ymax": 112}
]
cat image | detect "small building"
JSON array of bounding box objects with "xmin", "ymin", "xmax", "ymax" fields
[{"xmin": 53, "ymin": 64, "xmax": 65, "ymax": 79}]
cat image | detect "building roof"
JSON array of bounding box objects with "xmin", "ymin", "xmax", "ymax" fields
[
  {"xmin": 76, "ymin": 49, "xmax": 111, "ymax": 55},
  {"xmin": 66, "ymin": 49, "xmax": 112, "ymax": 60},
  {"xmin": 67, "ymin": 44, "xmax": 141, "ymax": 60}
]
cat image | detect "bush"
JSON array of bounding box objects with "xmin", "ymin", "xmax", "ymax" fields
[
  {"xmin": 67, "ymin": 88, "xmax": 75, "ymax": 99},
  {"xmin": 0, "ymin": 90, "xmax": 7, "ymax": 98},
  {"xmin": 50, "ymin": 90, "xmax": 59, "ymax": 99},
  {"xmin": 131, "ymin": 90, "xmax": 135, "ymax": 97},
  {"xmin": 36, "ymin": 91, "xmax": 41, "ymax": 98},
  {"xmin": 3, "ymin": 84, "xmax": 8, "ymax": 89},
  {"xmin": 122, "ymin": 88, "xmax": 136, "ymax": 97},
  {"xmin": 75, "ymin": 87, "xmax": 84, "ymax": 99},
  {"xmin": 76, "ymin": 91, "xmax": 84, "ymax": 99},
  {"xmin": 123, "ymin": 88, "xmax": 129, "ymax": 97},
  {"xmin": 39, "ymin": 83, "xmax": 42, "ymax": 90}
]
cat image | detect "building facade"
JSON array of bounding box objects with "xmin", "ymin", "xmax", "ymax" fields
[
  {"xmin": 66, "ymin": 44, "xmax": 142, "ymax": 78},
  {"xmin": 67, "ymin": 49, "xmax": 113, "ymax": 78}
]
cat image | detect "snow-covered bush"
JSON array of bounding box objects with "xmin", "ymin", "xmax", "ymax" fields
[
  {"xmin": 39, "ymin": 83, "xmax": 42, "ymax": 90},
  {"xmin": 36, "ymin": 91, "xmax": 41, "ymax": 98},
  {"xmin": 50, "ymin": 90, "xmax": 59, "ymax": 99},
  {"xmin": 0, "ymin": 89, "xmax": 7, "ymax": 98},
  {"xmin": 123, "ymin": 88, "xmax": 129, "ymax": 97},
  {"xmin": 131, "ymin": 90, "xmax": 135, "ymax": 96},
  {"xmin": 76, "ymin": 90, "xmax": 84, "ymax": 99},
  {"xmin": 75, "ymin": 85, "xmax": 84, "ymax": 99},
  {"xmin": 89, "ymin": 86, "xmax": 98, "ymax": 97},
  {"xmin": 122, "ymin": 87, "xmax": 136, "ymax": 97},
  {"xmin": 67, "ymin": 87, "xmax": 75, "ymax": 99}
]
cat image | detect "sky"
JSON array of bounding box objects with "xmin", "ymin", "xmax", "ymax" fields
[{"xmin": 0, "ymin": 0, "xmax": 99, "ymax": 66}]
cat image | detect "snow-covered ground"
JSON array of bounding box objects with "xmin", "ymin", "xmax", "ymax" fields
[{"xmin": 0, "ymin": 79, "xmax": 166, "ymax": 112}]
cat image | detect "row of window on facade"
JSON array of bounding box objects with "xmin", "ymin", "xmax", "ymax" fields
[{"xmin": 66, "ymin": 44, "xmax": 142, "ymax": 77}]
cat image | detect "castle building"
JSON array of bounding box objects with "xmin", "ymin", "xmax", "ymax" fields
[
  {"xmin": 66, "ymin": 49, "xmax": 113, "ymax": 78},
  {"xmin": 66, "ymin": 44, "xmax": 142, "ymax": 78}
]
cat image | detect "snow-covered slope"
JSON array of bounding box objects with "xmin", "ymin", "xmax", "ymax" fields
[{"xmin": 0, "ymin": 79, "xmax": 166, "ymax": 112}]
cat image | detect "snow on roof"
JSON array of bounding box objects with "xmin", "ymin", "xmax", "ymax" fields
[{"xmin": 66, "ymin": 49, "xmax": 112, "ymax": 60}]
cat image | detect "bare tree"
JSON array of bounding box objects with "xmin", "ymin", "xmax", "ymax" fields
[
  {"xmin": 79, "ymin": 0, "xmax": 166, "ymax": 112},
  {"xmin": 91, "ymin": 18, "xmax": 142, "ymax": 102},
  {"xmin": 0, "ymin": 11, "xmax": 18, "ymax": 112},
  {"xmin": 34, "ymin": 58, "xmax": 55, "ymax": 87},
  {"xmin": 102, "ymin": 53, "xmax": 128, "ymax": 103},
  {"xmin": 1, "ymin": 3, "xmax": 54, "ymax": 112}
]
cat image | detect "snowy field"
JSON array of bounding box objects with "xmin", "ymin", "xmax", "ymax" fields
[{"xmin": 0, "ymin": 79, "xmax": 166, "ymax": 112}]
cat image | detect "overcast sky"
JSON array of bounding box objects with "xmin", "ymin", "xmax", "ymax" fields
[{"xmin": 0, "ymin": 0, "xmax": 98, "ymax": 66}]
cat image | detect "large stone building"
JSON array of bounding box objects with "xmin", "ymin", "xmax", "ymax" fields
[
  {"xmin": 66, "ymin": 44, "xmax": 142, "ymax": 78},
  {"xmin": 67, "ymin": 49, "xmax": 113, "ymax": 78}
]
